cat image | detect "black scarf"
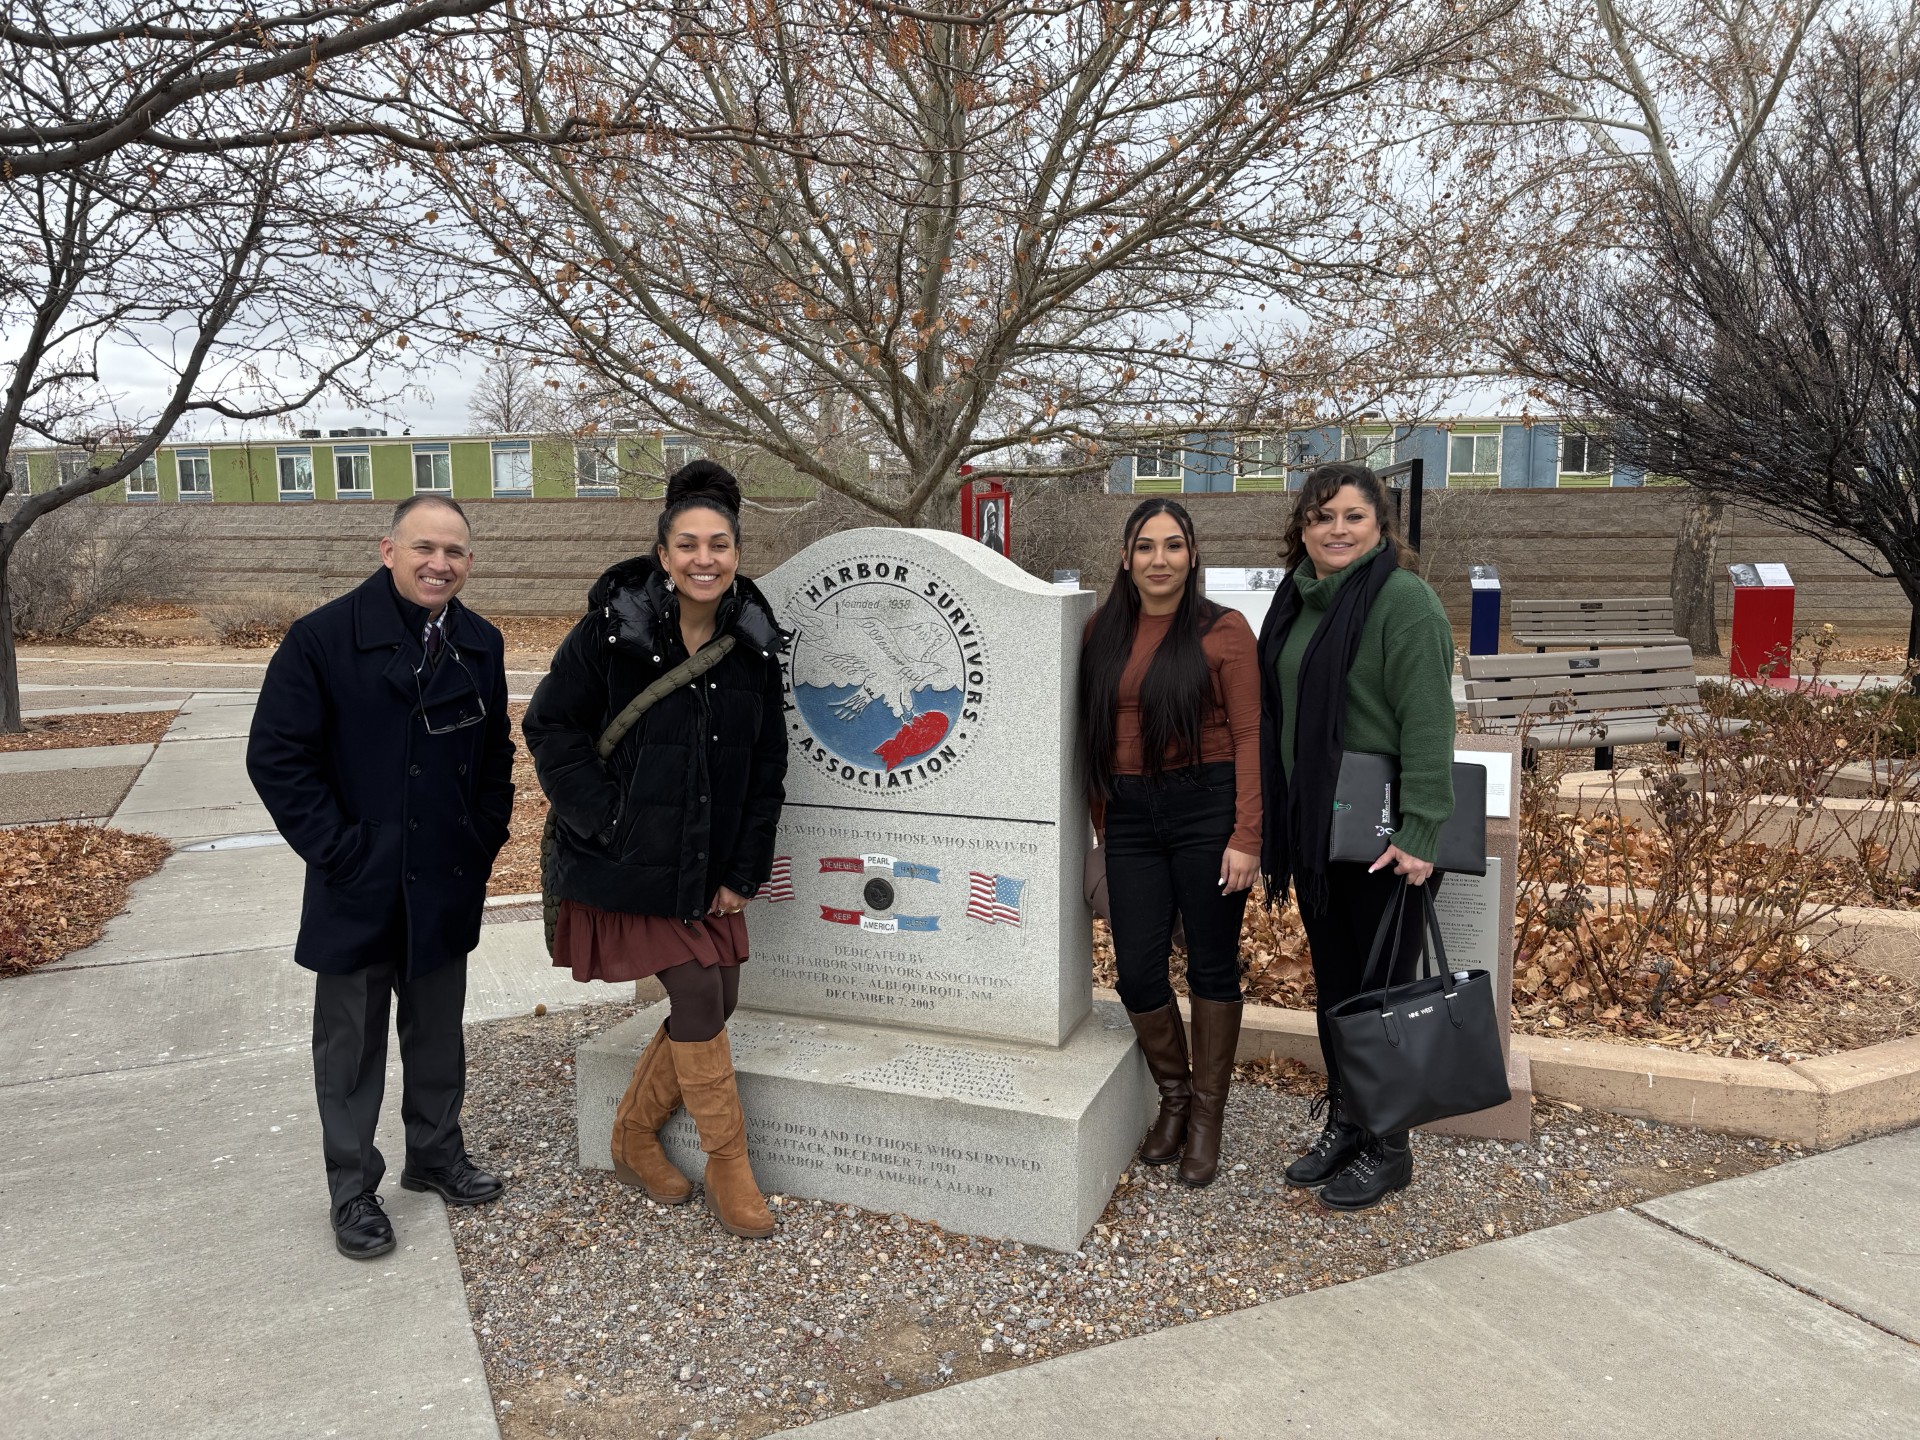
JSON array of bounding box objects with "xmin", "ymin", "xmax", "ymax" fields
[{"xmin": 1256, "ymin": 544, "xmax": 1398, "ymax": 914}]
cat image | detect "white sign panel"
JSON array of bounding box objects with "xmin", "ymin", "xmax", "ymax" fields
[
  {"xmin": 1453, "ymin": 746, "xmax": 1515, "ymax": 819},
  {"xmin": 1432, "ymin": 858, "xmax": 1503, "ymax": 974},
  {"xmin": 1754, "ymin": 562, "xmax": 1793, "ymax": 588}
]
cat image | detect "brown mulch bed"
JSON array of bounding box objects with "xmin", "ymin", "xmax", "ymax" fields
[
  {"xmin": 0, "ymin": 823, "xmax": 172, "ymax": 975},
  {"xmin": 496, "ymin": 615, "xmax": 576, "ymax": 664},
  {"xmin": 492, "ymin": 701, "xmax": 545, "ymax": 897},
  {"xmin": 18, "ymin": 600, "xmax": 210, "ymax": 649},
  {"xmin": 1091, "ymin": 885, "xmax": 1920, "ymax": 1064},
  {"xmin": 0, "ymin": 710, "xmax": 177, "ymax": 752}
]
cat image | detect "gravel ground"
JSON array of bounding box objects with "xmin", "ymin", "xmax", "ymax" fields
[{"xmin": 450, "ymin": 1002, "xmax": 1801, "ymax": 1440}]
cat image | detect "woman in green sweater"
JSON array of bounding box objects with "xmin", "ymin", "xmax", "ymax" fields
[{"xmin": 1256, "ymin": 462, "xmax": 1456, "ymax": 1212}]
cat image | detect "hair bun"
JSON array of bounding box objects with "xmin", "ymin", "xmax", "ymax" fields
[{"xmin": 666, "ymin": 458, "xmax": 741, "ymax": 513}]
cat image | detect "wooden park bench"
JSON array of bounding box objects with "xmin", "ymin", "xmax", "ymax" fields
[
  {"xmin": 1510, "ymin": 596, "xmax": 1688, "ymax": 651},
  {"xmin": 1461, "ymin": 644, "xmax": 1746, "ymax": 770}
]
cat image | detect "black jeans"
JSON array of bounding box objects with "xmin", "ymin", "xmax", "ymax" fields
[
  {"xmin": 1299, "ymin": 861, "xmax": 1444, "ymax": 1100},
  {"xmin": 1104, "ymin": 761, "xmax": 1250, "ymax": 1012},
  {"xmin": 312, "ymin": 956, "xmax": 468, "ymax": 1219}
]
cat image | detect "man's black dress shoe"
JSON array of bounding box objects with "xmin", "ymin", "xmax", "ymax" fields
[
  {"xmin": 333, "ymin": 1191, "xmax": 396, "ymax": 1260},
  {"xmin": 400, "ymin": 1155, "xmax": 505, "ymax": 1206}
]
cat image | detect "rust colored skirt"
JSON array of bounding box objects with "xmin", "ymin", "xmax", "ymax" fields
[{"xmin": 552, "ymin": 898, "xmax": 749, "ymax": 983}]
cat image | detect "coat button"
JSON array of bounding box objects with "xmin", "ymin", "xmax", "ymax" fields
[
  {"xmin": 459, "ymin": 815, "xmax": 469, "ymax": 826},
  {"xmin": 458, "ymin": 764, "xmax": 468, "ymax": 776},
  {"xmin": 697, "ymin": 851, "xmax": 706, "ymax": 860},
  {"xmin": 609, "ymin": 635, "xmax": 618, "ymax": 646},
  {"xmin": 699, "ymin": 795, "xmax": 707, "ymax": 804},
  {"xmin": 409, "ymin": 819, "xmax": 419, "ymax": 831},
  {"xmin": 407, "ymin": 871, "xmax": 417, "ymax": 883},
  {"xmin": 409, "ymin": 764, "xmax": 421, "ymax": 777},
  {"xmin": 453, "ymin": 866, "xmax": 464, "ymax": 878}
]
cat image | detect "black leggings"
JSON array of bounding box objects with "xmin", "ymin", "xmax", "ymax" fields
[
  {"xmin": 658, "ymin": 961, "xmax": 742, "ymax": 1044},
  {"xmin": 1299, "ymin": 862, "xmax": 1443, "ymax": 1093},
  {"xmin": 1103, "ymin": 762, "xmax": 1250, "ymax": 1012}
]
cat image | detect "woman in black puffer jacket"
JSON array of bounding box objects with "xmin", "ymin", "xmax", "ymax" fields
[{"xmin": 523, "ymin": 462, "xmax": 788, "ymax": 1239}]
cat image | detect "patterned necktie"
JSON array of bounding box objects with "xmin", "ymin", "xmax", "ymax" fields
[{"xmin": 423, "ymin": 619, "xmax": 444, "ymax": 663}]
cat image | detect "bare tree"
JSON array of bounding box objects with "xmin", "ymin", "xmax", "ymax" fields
[
  {"xmin": 465, "ymin": 352, "xmax": 566, "ymax": 434},
  {"xmin": 1520, "ymin": 17, "xmax": 1920, "ymax": 668},
  {"xmin": 414, "ymin": 0, "xmax": 1514, "ymax": 525},
  {"xmin": 1451, "ymin": 0, "xmax": 1836, "ymax": 652},
  {"xmin": 0, "ymin": 2, "xmax": 539, "ymax": 732}
]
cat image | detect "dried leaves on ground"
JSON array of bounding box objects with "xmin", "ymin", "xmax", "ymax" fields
[
  {"xmin": 492, "ymin": 701, "xmax": 546, "ymax": 898},
  {"xmin": 451, "ymin": 1003, "xmax": 1796, "ymax": 1440},
  {"xmin": 497, "ymin": 615, "xmax": 577, "ymax": 664},
  {"xmin": 0, "ymin": 823, "xmax": 172, "ymax": 975},
  {"xmin": 0, "ymin": 710, "xmax": 176, "ymax": 752}
]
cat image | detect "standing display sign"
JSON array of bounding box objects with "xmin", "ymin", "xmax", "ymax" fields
[
  {"xmin": 1728, "ymin": 562, "xmax": 1795, "ymax": 681},
  {"xmin": 961, "ymin": 476, "xmax": 1012, "ymax": 559},
  {"xmin": 1468, "ymin": 565, "xmax": 1502, "ymax": 655}
]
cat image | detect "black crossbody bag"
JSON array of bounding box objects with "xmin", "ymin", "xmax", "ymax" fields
[
  {"xmin": 1325, "ymin": 884, "xmax": 1511, "ymax": 1135},
  {"xmin": 1329, "ymin": 752, "xmax": 1487, "ymax": 876}
]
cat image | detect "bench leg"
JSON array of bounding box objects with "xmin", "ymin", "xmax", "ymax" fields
[
  {"xmin": 1594, "ymin": 744, "xmax": 1615, "ymax": 771},
  {"xmin": 1665, "ymin": 740, "xmax": 1682, "ymax": 755},
  {"xmin": 1522, "ymin": 747, "xmax": 1537, "ymax": 772}
]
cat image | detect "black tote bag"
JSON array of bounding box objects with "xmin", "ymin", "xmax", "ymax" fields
[{"xmin": 1325, "ymin": 884, "xmax": 1510, "ymax": 1136}]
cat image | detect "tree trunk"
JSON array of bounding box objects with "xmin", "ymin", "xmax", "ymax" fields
[
  {"xmin": 1670, "ymin": 494, "xmax": 1724, "ymax": 656},
  {"xmin": 0, "ymin": 546, "xmax": 21, "ymax": 733},
  {"xmin": 1908, "ymin": 591, "xmax": 1919, "ymax": 695}
]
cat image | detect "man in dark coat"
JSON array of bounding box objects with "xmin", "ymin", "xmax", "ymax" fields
[{"xmin": 247, "ymin": 495, "xmax": 515, "ymax": 1259}]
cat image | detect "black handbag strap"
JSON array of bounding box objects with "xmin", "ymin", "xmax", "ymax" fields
[
  {"xmin": 1357, "ymin": 882, "xmax": 1410, "ymax": 993},
  {"xmin": 1359, "ymin": 881, "xmax": 1458, "ymax": 996}
]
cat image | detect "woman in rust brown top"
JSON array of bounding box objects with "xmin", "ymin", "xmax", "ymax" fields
[{"xmin": 1080, "ymin": 498, "xmax": 1261, "ymax": 1187}]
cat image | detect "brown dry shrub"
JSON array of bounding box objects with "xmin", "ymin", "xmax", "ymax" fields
[{"xmin": 206, "ymin": 592, "xmax": 312, "ymax": 647}]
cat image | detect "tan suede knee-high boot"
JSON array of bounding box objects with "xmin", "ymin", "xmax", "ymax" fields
[
  {"xmin": 670, "ymin": 1028, "xmax": 775, "ymax": 1239},
  {"xmin": 611, "ymin": 1025, "xmax": 692, "ymax": 1205}
]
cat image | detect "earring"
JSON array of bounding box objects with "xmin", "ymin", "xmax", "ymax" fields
[{"xmin": 665, "ymin": 575, "xmax": 676, "ymax": 593}]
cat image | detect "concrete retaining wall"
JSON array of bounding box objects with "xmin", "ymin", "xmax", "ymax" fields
[{"xmin": 68, "ymin": 488, "xmax": 1911, "ymax": 634}]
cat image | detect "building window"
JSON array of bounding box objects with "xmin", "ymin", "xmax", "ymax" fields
[
  {"xmin": 57, "ymin": 451, "xmax": 91, "ymax": 488},
  {"xmin": 7, "ymin": 453, "xmax": 31, "ymax": 496},
  {"xmin": 491, "ymin": 439, "xmax": 533, "ymax": 497},
  {"xmin": 661, "ymin": 438, "xmax": 704, "ymax": 477},
  {"xmin": 277, "ymin": 447, "xmax": 315, "ymax": 501},
  {"xmin": 412, "ymin": 443, "xmax": 452, "ymax": 493},
  {"xmin": 334, "ymin": 447, "xmax": 372, "ymax": 498},
  {"xmin": 1343, "ymin": 430, "xmax": 1396, "ymax": 465},
  {"xmin": 1234, "ymin": 436, "xmax": 1288, "ymax": 492},
  {"xmin": 1447, "ymin": 432, "xmax": 1501, "ymax": 488},
  {"xmin": 1559, "ymin": 430, "xmax": 1611, "ymax": 478},
  {"xmin": 176, "ymin": 450, "xmax": 212, "ymax": 501},
  {"xmin": 1131, "ymin": 446, "xmax": 1183, "ymax": 492},
  {"xmin": 127, "ymin": 456, "xmax": 159, "ymax": 501},
  {"xmin": 576, "ymin": 442, "xmax": 620, "ymax": 496}
]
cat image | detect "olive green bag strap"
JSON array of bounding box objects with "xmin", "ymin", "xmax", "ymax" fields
[{"xmin": 542, "ymin": 635, "xmax": 739, "ymax": 957}]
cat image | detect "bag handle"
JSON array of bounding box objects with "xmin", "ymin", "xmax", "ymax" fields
[
  {"xmin": 1357, "ymin": 881, "xmax": 1411, "ymax": 993},
  {"xmin": 595, "ymin": 635, "xmax": 737, "ymax": 760},
  {"xmin": 1360, "ymin": 881, "xmax": 1460, "ymax": 997}
]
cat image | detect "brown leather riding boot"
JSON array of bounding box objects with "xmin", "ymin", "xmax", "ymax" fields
[
  {"xmin": 610, "ymin": 1025, "xmax": 692, "ymax": 1205},
  {"xmin": 1126, "ymin": 1001, "xmax": 1192, "ymax": 1166},
  {"xmin": 670, "ymin": 1029, "xmax": 776, "ymax": 1239},
  {"xmin": 1179, "ymin": 997, "xmax": 1244, "ymax": 1188}
]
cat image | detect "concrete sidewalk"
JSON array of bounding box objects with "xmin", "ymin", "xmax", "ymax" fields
[
  {"xmin": 2, "ymin": 693, "xmax": 587, "ymax": 1440},
  {"xmin": 806, "ymin": 1128, "xmax": 1920, "ymax": 1439}
]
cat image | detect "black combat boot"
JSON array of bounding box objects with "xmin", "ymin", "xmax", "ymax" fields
[
  {"xmin": 1318, "ymin": 1132, "xmax": 1413, "ymax": 1212},
  {"xmin": 1284, "ymin": 1079, "xmax": 1365, "ymax": 1188}
]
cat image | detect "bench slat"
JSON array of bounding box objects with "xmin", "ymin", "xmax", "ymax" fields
[
  {"xmin": 1510, "ymin": 597, "xmax": 1673, "ymax": 615},
  {"xmin": 1461, "ymin": 645, "xmax": 1695, "ymax": 680},
  {"xmin": 1462, "ymin": 669, "xmax": 1698, "ymax": 701},
  {"xmin": 1465, "ymin": 687, "xmax": 1705, "ymax": 721},
  {"xmin": 1513, "ymin": 630, "xmax": 1690, "ymax": 649}
]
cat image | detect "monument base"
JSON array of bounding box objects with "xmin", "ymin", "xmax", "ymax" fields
[{"xmin": 577, "ymin": 1001, "xmax": 1156, "ymax": 1252}]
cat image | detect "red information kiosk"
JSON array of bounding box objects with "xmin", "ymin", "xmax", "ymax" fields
[
  {"xmin": 960, "ymin": 472, "xmax": 1012, "ymax": 558},
  {"xmin": 1728, "ymin": 562, "xmax": 1795, "ymax": 682}
]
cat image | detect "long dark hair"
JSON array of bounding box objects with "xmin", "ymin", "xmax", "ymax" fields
[
  {"xmin": 1280, "ymin": 461, "xmax": 1414, "ymax": 572},
  {"xmin": 1080, "ymin": 498, "xmax": 1224, "ymax": 800}
]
